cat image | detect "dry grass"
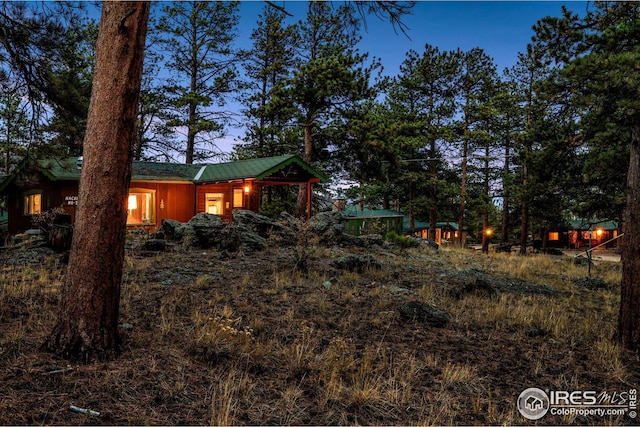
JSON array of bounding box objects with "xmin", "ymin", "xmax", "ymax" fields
[{"xmin": 0, "ymin": 243, "xmax": 637, "ymax": 425}]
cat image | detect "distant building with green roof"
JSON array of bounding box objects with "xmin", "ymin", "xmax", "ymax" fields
[{"xmin": 338, "ymin": 204, "xmax": 466, "ymax": 244}]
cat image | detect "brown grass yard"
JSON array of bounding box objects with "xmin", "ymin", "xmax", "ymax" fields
[{"xmin": 0, "ymin": 241, "xmax": 637, "ymax": 425}]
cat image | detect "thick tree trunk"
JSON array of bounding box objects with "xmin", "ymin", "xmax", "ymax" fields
[
  {"xmin": 43, "ymin": 2, "xmax": 150, "ymax": 363},
  {"xmin": 616, "ymin": 124, "xmax": 640, "ymax": 350}
]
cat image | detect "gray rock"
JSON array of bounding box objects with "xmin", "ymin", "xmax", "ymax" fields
[
  {"xmin": 333, "ymin": 254, "xmax": 382, "ymax": 273},
  {"xmin": 309, "ymin": 211, "xmax": 346, "ymax": 244},
  {"xmin": 160, "ymin": 219, "xmax": 187, "ymax": 241},
  {"xmin": 398, "ymin": 301, "xmax": 450, "ymax": 327},
  {"xmin": 183, "ymin": 213, "xmax": 225, "ymax": 248},
  {"xmin": 233, "ymin": 209, "xmax": 283, "ymax": 237},
  {"xmin": 228, "ymin": 223, "xmax": 267, "ymax": 253},
  {"xmin": 574, "ymin": 277, "xmax": 611, "ymax": 290},
  {"xmin": 388, "ymin": 285, "xmax": 411, "ymax": 295},
  {"xmin": 357, "ymin": 233, "xmax": 384, "ymax": 247},
  {"xmin": 142, "ymin": 239, "xmax": 166, "ymax": 252}
]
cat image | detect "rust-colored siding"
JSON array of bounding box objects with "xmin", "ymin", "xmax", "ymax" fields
[
  {"xmin": 131, "ymin": 181, "xmax": 195, "ymax": 224},
  {"xmin": 5, "ymin": 175, "xmax": 197, "ymax": 234}
]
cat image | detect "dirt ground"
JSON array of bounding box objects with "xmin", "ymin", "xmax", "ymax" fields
[{"xmin": 0, "ymin": 242, "xmax": 638, "ymax": 425}]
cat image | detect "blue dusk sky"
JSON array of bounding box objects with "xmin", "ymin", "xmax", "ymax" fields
[
  {"xmin": 223, "ymin": 1, "xmax": 589, "ymax": 151},
  {"xmin": 236, "ymin": 1, "xmax": 589, "ymax": 75},
  {"xmin": 88, "ymin": 1, "xmax": 590, "ymax": 153}
]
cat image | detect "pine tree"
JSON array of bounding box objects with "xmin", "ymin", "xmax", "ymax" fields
[
  {"xmin": 0, "ymin": 2, "xmax": 96, "ymax": 154},
  {"xmin": 387, "ymin": 45, "xmax": 458, "ymax": 236},
  {"xmin": 275, "ymin": 2, "xmax": 379, "ymax": 217},
  {"xmin": 156, "ymin": 1, "xmax": 241, "ymax": 163},
  {"xmin": 0, "ymin": 86, "xmax": 30, "ymax": 174},
  {"xmin": 239, "ymin": 3, "xmax": 297, "ymax": 159},
  {"xmin": 453, "ymin": 47, "xmax": 498, "ymax": 245},
  {"xmin": 535, "ymin": 2, "xmax": 640, "ymax": 350}
]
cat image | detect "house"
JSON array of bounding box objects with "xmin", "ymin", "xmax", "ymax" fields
[
  {"xmin": 408, "ymin": 219, "xmax": 466, "ymax": 245},
  {"xmin": 340, "ymin": 206, "xmax": 405, "ymax": 236},
  {"xmin": 543, "ymin": 219, "xmax": 621, "ymax": 249},
  {"xmin": 339, "ymin": 204, "xmax": 466, "ymax": 245},
  {"xmin": 0, "ymin": 155, "xmax": 325, "ymax": 235},
  {"xmin": 565, "ymin": 219, "xmax": 620, "ymax": 249}
]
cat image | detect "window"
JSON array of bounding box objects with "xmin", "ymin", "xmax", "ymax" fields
[
  {"xmin": 233, "ymin": 188, "xmax": 244, "ymax": 208},
  {"xmin": 548, "ymin": 232, "xmax": 559, "ymax": 241},
  {"xmin": 127, "ymin": 189, "xmax": 155, "ymax": 225},
  {"xmin": 24, "ymin": 192, "xmax": 42, "ymax": 215},
  {"xmin": 205, "ymin": 193, "xmax": 224, "ymax": 215}
]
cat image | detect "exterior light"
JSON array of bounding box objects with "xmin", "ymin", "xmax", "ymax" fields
[
  {"xmin": 485, "ymin": 228, "xmax": 493, "ymax": 236},
  {"xmin": 596, "ymin": 229, "xmax": 603, "ymax": 236},
  {"xmin": 244, "ymin": 185, "xmax": 251, "ymax": 194}
]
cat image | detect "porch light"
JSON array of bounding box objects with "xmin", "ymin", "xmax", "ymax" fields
[
  {"xmin": 596, "ymin": 229, "xmax": 603, "ymax": 237},
  {"xmin": 244, "ymin": 184, "xmax": 251, "ymax": 194}
]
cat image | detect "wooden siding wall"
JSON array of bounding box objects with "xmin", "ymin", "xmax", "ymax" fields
[
  {"xmin": 196, "ymin": 183, "xmax": 236, "ymax": 221},
  {"xmin": 5, "ymin": 175, "xmax": 197, "ymax": 234},
  {"xmin": 5, "ymin": 174, "xmax": 73, "ymax": 235},
  {"xmin": 131, "ymin": 182, "xmax": 195, "ymax": 224}
]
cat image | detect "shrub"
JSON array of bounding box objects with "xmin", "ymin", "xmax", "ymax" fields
[{"xmin": 385, "ymin": 231, "xmax": 419, "ymax": 249}]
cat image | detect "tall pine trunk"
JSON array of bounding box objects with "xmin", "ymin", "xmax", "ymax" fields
[
  {"xmin": 296, "ymin": 122, "xmax": 313, "ymax": 218},
  {"xmin": 616, "ymin": 124, "xmax": 640, "ymax": 350},
  {"xmin": 43, "ymin": 2, "xmax": 150, "ymax": 363},
  {"xmin": 501, "ymin": 133, "xmax": 511, "ymax": 244}
]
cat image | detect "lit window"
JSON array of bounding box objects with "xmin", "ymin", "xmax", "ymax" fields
[
  {"xmin": 548, "ymin": 232, "xmax": 559, "ymax": 241},
  {"xmin": 127, "ymin": 189, "xmax": 155, "ymax": 225},
  {"xmin": 233, "ymin": 188, "xmax": 244, "ymax": 208},
  {"xmin": 205, "ymin": 193, "xmax": 224, "ymax": 214},
  {"xmin": 24, "ymin": 193, "xmax": 41, "ymax": 215}
]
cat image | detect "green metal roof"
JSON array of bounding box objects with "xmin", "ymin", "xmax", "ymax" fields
[
  {"xmin": 340, "ymin": 206, "xmax": 460, "ymax": 233},
  {"xmin": 342, "ymin": 206, "xmax": 404, "ymax": 218},
  {"xmin": 567, "ymin": 219, "xmax": 618, "ymax": 231},
  {"xmin": 38, "ymin": 158, "xmax": 83, "ymax": 181},
  {"xmin": 195, "ymin": 154, "xmax": 326, "ymax": 183},
  {"xmin": 0, "ymin": 155, "xmax": 325, "ymax": 189},
  {"xmin": 35, "ymin": 158, "xmax": 202, "ymax": 182},
  {"xmin": 131, "ymin": 162, "xmax": 202, "ymax": 182}
]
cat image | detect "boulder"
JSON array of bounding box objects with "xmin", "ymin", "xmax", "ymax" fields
[
  {"xmin": 233, "ymin": 209, "xmax": 280, "ymax": 237},
  {"xmin": 574, "ymin": 277, "xmax": 611, "ymax": 290},
  {"xmin": 445, "ymin": 268, "xmax": 500, "ymax": 299},
  {"xmin": 309, "ymin": 211, "xmax": 345, "ymax": 244},
  {"xmin": 179, "ymin": 213, "xmax": 267, "ymax": 254},
  {"xmin": 220, "ymin": 223, "xmax": 267, "ymax": 254},
  {"xmin": 357, "ymin": 233, "xmax": 384, "ymax": 247},
  {"xmin": 398, "ymin": 301, "xmax": 450, "ymax": 327},
  {"xmin": 333, "ymin": 254, "xmax": 382, "ymax": 273},
  {"xmin": 233, "ymin": 209, "xmax": 296, "ymax": 244},
  {"xmin": 183, "ymin": 213, "xmax": 225, "ymax": 248},
  {"xmin": 160, "ymin": 219, "xmax": 188, "ymax": 241}
]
